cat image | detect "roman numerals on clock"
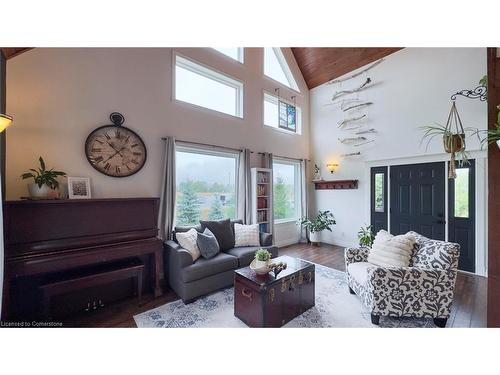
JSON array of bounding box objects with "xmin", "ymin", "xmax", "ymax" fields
[{"xmin": 85, "ymin": 121, "xmax": 146, "ymax": 177}]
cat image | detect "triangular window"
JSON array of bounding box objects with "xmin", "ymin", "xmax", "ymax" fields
[{"xmin": 264, "ymin": 48, "xmax": 299, "ymax": 91}]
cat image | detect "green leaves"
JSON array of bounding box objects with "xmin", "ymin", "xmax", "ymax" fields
[
  {"xmin": 298, "ymin": 210, "xmax": 336, "ymax": 233},
  {"xmin": 479, "ymin": 75, "xmax": 487, "ymax": 87},
  {"xmin": 20, "ymin": 156, "xmax": 66, "ymax": 190},
  {"xmin": 358, "ymin": 225, "xmax": 375, "ymax": 247},
  {"xmin": 255, "ymin": 249, "xmax": 271, "ymax": 261}
]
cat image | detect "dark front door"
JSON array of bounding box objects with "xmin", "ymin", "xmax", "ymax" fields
[
  {"xmin": 448, "ymin": 160, "xmax": 475, "ymax": 272},
  {"xmin": 390, "ymin": 162, "xmax": 446, "ymax": 240}
]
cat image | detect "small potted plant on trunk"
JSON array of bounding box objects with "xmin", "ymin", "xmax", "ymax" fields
[
  {"xmin": 21, "ymin": 157, "xmax": 66, "ymax": 198},
  {"xmin": 254, "ymin": 248, "xmax": 272, "ymax": 269},
  {"xmin": 298, "ymin": 210, "xmax": 336, "ymax": 245}
]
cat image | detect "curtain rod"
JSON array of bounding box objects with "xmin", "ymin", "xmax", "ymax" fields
[
  {"xmin": 161, "ymin": 137, "xmax": 310, "ymax": 161},
  {"xmin": 162, "ymin": 137, "xmax": 244, "ymax": 153},
  {"xmin": 258, "ymin": 152, "xmax": 310, "ymax": 162}
]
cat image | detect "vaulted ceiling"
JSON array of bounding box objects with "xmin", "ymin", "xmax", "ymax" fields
[
  {"xmin": 1, "ymin": 48, "xmax": 32, "ymax": 59},
  {"xmin": 291, "ymin": 48, "xmax": 403, "ymax": 89},
  {"xmin": 2, "ymin": 47, "xmax": 403, "ymax": 90}
]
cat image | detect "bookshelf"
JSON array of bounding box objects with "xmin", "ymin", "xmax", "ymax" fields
[{"xmin": 251, "ymin": 168, "xmax": 273, "ymax": 235}]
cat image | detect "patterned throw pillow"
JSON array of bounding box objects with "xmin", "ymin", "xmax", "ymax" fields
[
  {"xmin": 196, "ymin": 228, "xmax": 220, "ymax": 259},
  {"xmin": 367, "ymin": 230, "xmax": 415, "ymax": 268},
  {"xmin": 234, "ymin": 223, "xmax": 260, "ymax": 247},
  {"xmin": 176, "ymin": 228, "xmax": 201, "ymax": 261}
]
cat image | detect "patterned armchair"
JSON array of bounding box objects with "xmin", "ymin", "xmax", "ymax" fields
[{"xmin": 345, "ymin": 231, "xmax": 460, "ymax": 327}]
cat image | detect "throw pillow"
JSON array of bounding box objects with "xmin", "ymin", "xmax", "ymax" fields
[
  {"xmin": 196, "ymin": 228, "xmax": 220, "ymax": 259},
  {"xmin": 234, "ymin": 223, "xmax": 260, "ymax": 247},
  {"xmin": 200, "ymin": 219, "xmax": 235, "ymax": 251},
  {"xmin": 175, "ymin": 228, "xmax": 201, "ymax": 261},
  {"xmin": 367, "ymin": 230, "xmax": 416, "ymax": 268}
]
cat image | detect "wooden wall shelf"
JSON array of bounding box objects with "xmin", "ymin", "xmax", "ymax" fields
[{"xmin": 313, "ymin": 180, "xmax": 358, "ymax": 190}]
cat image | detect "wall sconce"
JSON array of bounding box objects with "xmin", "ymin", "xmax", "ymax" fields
[
  {"xmin": 326, "ymin": 163, "xmax": 339, "ymax": 174},
  {"xmin": 0, "ymin": 113, "xmax": 13, "ymax": 133}
]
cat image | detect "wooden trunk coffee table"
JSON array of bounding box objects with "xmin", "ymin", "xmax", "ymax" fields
[{"xmin": 234, "ymin": 255, "xmax": 315, "ymax": 327}]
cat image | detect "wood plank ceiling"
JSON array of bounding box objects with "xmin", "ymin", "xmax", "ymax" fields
[
  {"xmin": 291, "ymin": 47, "xmax": 403, "ymax": 89},
  {"xmin": 1, "ymin": 48, "xmax": 32, "ymax": 59}
]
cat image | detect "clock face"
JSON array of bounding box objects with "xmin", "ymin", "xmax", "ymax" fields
[{"xmin": 85, "ymin": 125, "xmax": 147, "ymax": 177}]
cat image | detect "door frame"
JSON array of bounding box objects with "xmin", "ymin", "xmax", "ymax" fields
[{"xmin": 366, "ymin": 152, "xmax": 486, "ymax": 275}]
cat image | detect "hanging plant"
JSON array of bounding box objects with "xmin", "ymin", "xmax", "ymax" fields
[{"xmin": 420, "ymin": 101, "xmax": 476, "ymax": 179}]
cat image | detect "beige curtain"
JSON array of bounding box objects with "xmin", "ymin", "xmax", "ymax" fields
[
  {"xmin": 158, "ymin": 137, "xmax": 176, "ymax": 240},
  {"xmin": 237, "ymin": 148, "xmax": 252, "ymax": 224}
]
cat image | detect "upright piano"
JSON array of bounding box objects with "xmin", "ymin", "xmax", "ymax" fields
[{"xmin": 2, "ymin": 198, "xmax": 163, "ymax": 320}]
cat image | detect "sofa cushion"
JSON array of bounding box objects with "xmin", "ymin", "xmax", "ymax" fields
[
  {"xmin": 234, "ymin": 223, "xmax": 260, "ymax": 247},
  {"xmin": 181, "ymin": 252, "xmax": 238, "ymax": 283},
  {"xmin": 173, "ymin": 224, "xmax": 202, "ymax": 242},
  {"xmin": 175, "ymin": 228, "xmax": 201, "ymax": 261},
  {"xmin": 226, "ymin": 246, "xmax": 261, "ymax": 267},
  {"xmin": 200, "ymin": 219, "xmax": 235, "ymax": 251},
  {"xmin": 347, "ymin": 262, "xmax": 376, "ymax": 286},
  {"xmin": 226, "ymin": 246, "xmax": 279, "ymax": 267},
  {"xmin": 367, "ymin": 230, "xmax": 415, "ymax": 268},
  {"xmin": 197, "ymin": 228, "xmax": 220, "ymax": 259}
]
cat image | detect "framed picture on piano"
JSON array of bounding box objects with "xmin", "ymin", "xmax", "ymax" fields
[{"xmin": 68, "ymin": 177, "xmax": 92, "ymax": 199}]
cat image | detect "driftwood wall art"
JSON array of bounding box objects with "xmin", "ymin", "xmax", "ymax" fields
[{"xmin": 331, "ymin": 78, "xmax": 372, "ymax": 101}]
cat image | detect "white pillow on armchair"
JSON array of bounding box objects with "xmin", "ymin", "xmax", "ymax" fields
[{"xmin": 367, "ymin": 230, "xmax": 415, "ymax": 268}]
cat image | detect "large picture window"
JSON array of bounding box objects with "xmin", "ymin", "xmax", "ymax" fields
[
  {"xmin": 175, "ymin": 146, "xmax": 239, "ymax": 226},
  {"xmin": 273, "ymin": 159, "xmax": 301, "ymax": 223},
  {"xmin": 174, "ymin": 54, "xmax": 244, "ymax": 118}
]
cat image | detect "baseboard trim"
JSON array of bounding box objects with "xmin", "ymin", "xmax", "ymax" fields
[
  {"xmin": 276, "ymin": 238, "xmax": 300, "ymax": 248},
  {"xmin": 320, "ymin": 238, "xmax": 358, "ymax": 248}
]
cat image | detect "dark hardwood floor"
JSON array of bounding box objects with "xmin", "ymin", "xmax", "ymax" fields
[{"xmin": 62, "ymin": 242, "xmax": 487, "ymax": 328}]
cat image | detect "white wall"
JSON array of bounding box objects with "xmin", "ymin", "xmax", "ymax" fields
[
  {"xmin": 6, "ymin": 48, "xmax": 310, "ymax": 243},
  {"xmin": 310, "ymin": 48, "xmax": 488, "ymax": 275}
]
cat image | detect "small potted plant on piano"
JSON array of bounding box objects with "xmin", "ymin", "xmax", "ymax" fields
[{"xmin": 21, "ymin": 156, "xmax": 66, "ymax": 199}]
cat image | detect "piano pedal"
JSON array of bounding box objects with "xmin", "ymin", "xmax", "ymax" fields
[
  {"xmin": 84, "ymin": 301, "xmax": 91, "ymax": 312},
  {"xmin": 92, "ymin": 300, "xmax": 97, "ymax": 310},
  {"xmin": 98, "ymin": 299, "xmax": 104, "ymax": 308}
]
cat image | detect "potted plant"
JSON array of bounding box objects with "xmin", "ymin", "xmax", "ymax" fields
[
  {"xmin": 358, "ymin": 225, "xmax": 375, "ymax": 248},
  {"xmin": 298, "ymin": 210, "xmax": 336, "ymax": 245},
  {"xmin": 474, "ymin": 104, "xmax": 500, "ymax": 149},
  {"xmin": 21, "ymin": 157, "xmax": 66, "ymax": 198},
  {"xmin": 254, "ymin": 248, "xmax": 272, "ymax": 269}
]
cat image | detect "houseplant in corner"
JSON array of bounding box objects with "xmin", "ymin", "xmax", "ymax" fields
[
  {"xmin": 21, "ymin": 156, "xmax": 67, "ymax": 198},
  {"xmin": 298, "ymin": 210, "xmax": 336, "ymax": 245},
  {"xmin": 358, "ymin": 225, "xmax": 375, "ymax": 248}
]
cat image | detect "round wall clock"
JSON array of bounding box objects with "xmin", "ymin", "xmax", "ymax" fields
[{"xmin": 85, "ymin": 112, "xmax": 147, "ymax": 177}]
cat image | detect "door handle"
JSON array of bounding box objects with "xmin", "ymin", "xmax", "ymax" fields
[{"xmin": 435, "ymin": 220, "xmax": 445, "ymax": 224}]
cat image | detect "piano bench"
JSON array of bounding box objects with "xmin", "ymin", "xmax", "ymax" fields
[{"xmin": 39, "ymin": 258, "xmax": 144, "ymax": 320}]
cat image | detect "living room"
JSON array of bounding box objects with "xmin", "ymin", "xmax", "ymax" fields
[{"xmin": 1, "ymin": 1, "xmax": 499, "ymax": 373}]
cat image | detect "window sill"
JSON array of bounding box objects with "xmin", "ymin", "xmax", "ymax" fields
[
  {"xmin": 263, "ymin": 124, "xmax": 302, "ymax": 136},
  {"xmin": 274, "ymin": 219, "xmax": 299, "ymax": 225}
]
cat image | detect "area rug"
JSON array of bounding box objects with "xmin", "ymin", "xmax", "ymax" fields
[{"xmin": 134, "ymin": 263, "xmax": 436, "ymax": 328}]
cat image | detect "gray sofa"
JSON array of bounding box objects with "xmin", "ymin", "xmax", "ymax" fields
[{"xmin": 164, "ymin": 219, "xmax": 278, "ymax": 303}]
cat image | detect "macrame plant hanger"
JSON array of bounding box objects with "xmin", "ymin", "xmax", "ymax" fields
[{"xmin": 444, "ymin": 101, "xmax": 466, "ymax": 179}]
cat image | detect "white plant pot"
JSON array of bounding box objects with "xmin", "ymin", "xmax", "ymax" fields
[
  {"xmin": 28, "ymin": 183, "xmax": 54, "ymax": 198},
  {"xmin": 497, "ymin": 140, "xmax": 500, "ymax": 149},
  {"xmin": 255, "ymin": 259, "xmax": 269, "ymax": 269},
  {"xmin": 309, "ymin": 231, "xmax": 321, "ymax": 244}
]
